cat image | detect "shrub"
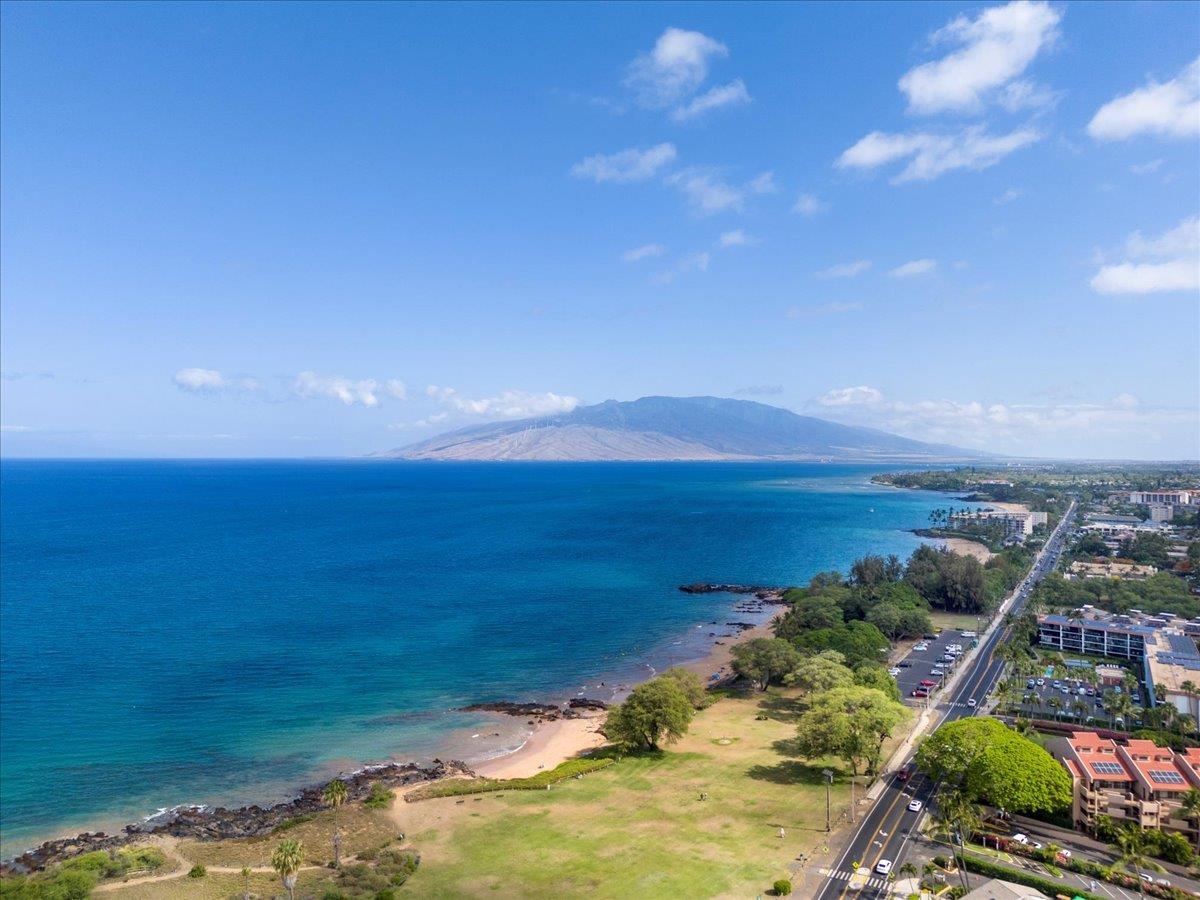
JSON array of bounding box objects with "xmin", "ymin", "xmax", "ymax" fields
[
  {"xmin": 960, "ymin": 852, "xmax": 1102, "ymax": 899},
  {"xmin": 773, "ymin": 878, "xmax": 792, "ymax": 895},
  {"xmin": 363, "ymin": 782, "xmax": 396, "ymax": 810},
  {"xmin": 186, "ymin": 864, "xmax": 206, "ymax": 878},
  {"xmin": 405, "ymin": 756, "xmax": 615, "ymax": 801},
  {"xmin": 274, "ymin": 812, "xmax": 316, "ymax": 832}
]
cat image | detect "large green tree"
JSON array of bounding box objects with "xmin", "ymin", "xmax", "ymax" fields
[
  {"xmin": 271, "ymin": 839, "xmax": 304, "ymax": 900},
  {"xmin": 604, "ymin": 676, "xmax": 694, "ymax": 750},
  {"xmin": 786, "ymin": 650, "xmax": 854, "ymax": 696},
  {"xmin": 730, "ymin": 637, "xmax": 803, "ymax": 691},
  {"xmin": 660, "ymin": 666, "xmax": 707, "ymax": 709},
  {"xmin": 916, "ymin": 718, "xmax": 1071, "ymax": 816},
  {"xmin": 794, "ymin": 685, "xmax": 908, "ymax": 775},
  {"xmin": 853, "ymin": 663, "xmax": 901, "ymax": 702}
]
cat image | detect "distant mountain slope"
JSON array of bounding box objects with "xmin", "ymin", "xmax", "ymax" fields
[{"xmin": 376, "ymin": 396, "xmax": 986, "ymax": 461}]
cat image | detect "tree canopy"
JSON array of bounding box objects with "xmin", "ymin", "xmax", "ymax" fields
[
  {"xmin": 604, "ymin": 676, "xmax": 694, "ymax": 750},
  {"xmin": 786, "ymin": 650, "xmax": 854, "ymax": 696},
  {"xmin": 794, "ymin": 685, "xmax": 908, "ymax": 776},
  {"xmin": 730, "ymin": 638, "xmax": 803, "ymax": 691},
  {"xmin": 916, "ymin": 718, "xmax": 1071, "ymax": 816}
]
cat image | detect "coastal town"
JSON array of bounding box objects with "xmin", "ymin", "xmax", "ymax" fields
[{"xmin": 5, "ymin": 464, "xmax": 1199, "ymax": 899}]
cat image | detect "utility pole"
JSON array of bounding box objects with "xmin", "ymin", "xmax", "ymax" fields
[{"xmin": 822, "ymin": 769, "xmax": 834, "ymax": 832}]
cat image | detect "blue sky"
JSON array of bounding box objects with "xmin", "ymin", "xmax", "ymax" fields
[{"xmin": 1, "ymin": 1, "xmax": 1197, "ymax": 459}]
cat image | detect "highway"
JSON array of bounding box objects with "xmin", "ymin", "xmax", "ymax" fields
[{"xmin": 814, "ymin": 500, "xmax": 1077, "ymax": 899}]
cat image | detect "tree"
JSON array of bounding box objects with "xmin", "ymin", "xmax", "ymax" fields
[
  {"xmin": 785, "ymin": 650, "xmax": 853, "ymax": 697},
  {"xmin": 915, "ymin": 718, "xmax": 1071, "ymax": 817},
  {"xmin": 240, "ymin": 866, "xmax": 252, "ymax": 900},
  {"xmin": 323, "ymin": 778, "xmax": 348, "ymax": 867},
  {"xmin": 933, "ymin": 790, "xmax": 980, "ymax": 891},
  {"xmin": 731, "ymin": 638, "xmax": 803, "ymax": 691},
  {"xmin": 853, "ymin": 663, "xmax": 901, "ymax": 702},
  {"xmin": 661, "ymin": 666, "xmax": 707, "ymax": 709},
  {"xmin": 1112, "ymin": 824, "xmax": 1165, "ymax": 897},
  {"xmin": 794, "ymin": 686, "xmax": 908, "ymax": 776},
  {"xmin": 271, "ymin": 838, "xmax": 304, "ymax": 900},
  {"xmin": 1180, "ymin": 788, "xmax": 1200, "ymax": 851},
  {"xmin": 604, "ymin": 676, "xmax": 694, "ymax": 750}
]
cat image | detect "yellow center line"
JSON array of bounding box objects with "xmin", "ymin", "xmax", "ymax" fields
[{"xmin": 835, "ymin": 626, "xmax": 1014, "ymax": 897}]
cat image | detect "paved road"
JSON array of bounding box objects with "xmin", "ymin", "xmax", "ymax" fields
[{"xmin": 814, "ymin": 500, "xmax": 1077, "ymax": 900}]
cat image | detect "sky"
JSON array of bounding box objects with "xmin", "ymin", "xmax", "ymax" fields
[{"xmin": 1, "ymin": 1, "xmax": 1198, "ymax": 460}]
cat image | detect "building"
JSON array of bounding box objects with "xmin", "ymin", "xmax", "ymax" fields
[
  {"xmin": 1128, "ymin": 490, "xmax": 1193, "ymax": 506},
  {"xmin": 1037, "ymin": 613, "xmax": 1200, "ymax": 721},
  {"xmin": 1037, "ymin": 614, "xmax": 1154, "ymax": 661},
  {"xmin": 961, "ymin": 878, "xmax": 1045, "ymax": 899},
  {"xmin": 948, "ymin": 508, "xmax": 1048, "ymax": 538},
  {"xmin": 1067, "ymin": 560, "xmax": 1158, "ymax": 580},
  {"xmin": 1148, "ymin": 504, "xmax": 1175, "ymax": 523},
  {"xmin": 1054, "ymin": 730, "xmax": 1200, "ymax": 839}
]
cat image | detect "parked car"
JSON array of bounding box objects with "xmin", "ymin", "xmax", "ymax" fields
[
  {"xmin": 931, "ymin": 669, "xmax": 945, "ymax": 677},
  {"xmin": 912, "ymin": 688, "xmax": 929, "ymax": 698},
  {"xmin": 889, "ymin": 667, "xmax": 901, "ymax": 676},
  {"xmin": 1011, "ymin": 833, "xmax": 1029, "ymax": 844}
]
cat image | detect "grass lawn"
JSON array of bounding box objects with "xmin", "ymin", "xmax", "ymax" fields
[
  {"xmin": 97, "ymin": 686, "xmax": 903, "ymax": 899},
  {"xmin": 929, "ymin": 610, "xmax": 989, "ymax": 633},
  {"xmin": 384, "ymin": 687, "xmax": 888, "ymax": 899}
]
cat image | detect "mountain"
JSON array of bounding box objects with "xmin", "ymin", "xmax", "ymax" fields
[{"xmin": 376, "ymin": 396, "xmax": 986, "ymax": 461}]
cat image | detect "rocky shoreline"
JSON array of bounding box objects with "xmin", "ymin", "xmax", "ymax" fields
[
  {"xmin": 459, "ymin": 697, "xmax": 609, "ymax": 723},
  {"xmin": 2, "ymin": 759, "xmax": 471, "ymax": 875}
]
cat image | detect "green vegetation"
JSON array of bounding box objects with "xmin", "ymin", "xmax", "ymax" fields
[
  {"xmin": 405, "ymin": 756, "xmax": 617, "ymax": 801},
  {"xmin": 361, "ymin": 783, "xmax": 395, "ymax": 811},
  {"xmin": 1095, "ymin": 816, "xmax": 1195, "ymax": 866},
  {"xmin": 772, "ymin": 877, "xmax": 792, "ymax": 895},
  {"xmin": 730, "ymin": 638, "xmax": 803, "ymax": 690},
  {"xmin": 1031, "ymin": 571, "xmax": 1199, "ymax": 618},
  {"xmin": 603, "ymin": 675, "xmax": 695, "ymax": 749},
  {"xmin": 660, "ymin": 665, "xmax": 708, "ymax": 709},
  {"xmin": 271, "ymin": 838, "xmax": 304, "ymax": 900},
  {"xmin": 794, "ymin": 684, "xmax": 908, "ymax": 776},
  {"xmin": 323, "ymin": 777, "xmax": 349, "ymax": 867},
  {"xmin": 327, "ymin": 848, "xmax": 420, "ymax": 897},
  {"xmin": 185, "ymin": 864, "xmax": 205, "ymax": 879},
  {"xmin": 0, "ymin": 848, "xmax": 169, "ymax": 899},
  {"xmin": 957, "ymin": 851, "xmax": 1103, "ymax": 900},
  {"xmin": 917, "ymin": 718, "xmax": 1072, "ymax": 817}
]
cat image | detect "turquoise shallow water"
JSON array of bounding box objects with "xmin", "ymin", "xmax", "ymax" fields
[{"xmin": 0, "ymin": 460, "xmax": 951, "ymax": 853}]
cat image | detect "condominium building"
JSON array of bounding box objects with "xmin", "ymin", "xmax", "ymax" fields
[
  {"xmin": 1128, "ymin": 490, "xmax": 1193, "ymax": 506},
  {"xmin": 1066, "ymin": 560, "xmax": 1158, "ymax": 581},
  {"xmin": 1037, "ymin": 614, "xmax": 1153, "ymax": 661},
  {"xmin": 948, "ymin": 509, "xmax": 1049, "ymax": 538},
  {"xmin": 1055, "ymin": 731, "xmax": 1200, "ymax": 839}
]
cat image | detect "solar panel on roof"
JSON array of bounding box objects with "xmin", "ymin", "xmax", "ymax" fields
[
  {"xmin": 1091, "ymin": 762, "xmax": 1124, "ymax": 775},
  {"xmin": 1149, "ymin": 770, "xmax": 1185, "ymax": 784}
]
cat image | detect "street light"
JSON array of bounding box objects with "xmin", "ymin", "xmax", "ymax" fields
[{"xmin": 822, "ymin": 769, "xmax": 834, "ymax": 832}]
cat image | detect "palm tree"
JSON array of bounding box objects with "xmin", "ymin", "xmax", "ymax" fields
[
  {"xmin": 1175, "ymin": 712, "xmax": 1197, "ymax": 739},
  {"xmin": 1047, "ymin": 696, "xmax": 1062, "ymax": 721},
  {"xmin": 1180, "ymin": 788, "xmax": 1200, "ymax": 851},
  {"xmin": 240, "ymin": 866, "xmax": 251, "ymax": 900},
  {"xmin": 897, "ymin": 861, "xmax": 918, "ymax": 883},
  {"xmin": 1072, "ymin": 699, "xmax": 1088, "ymax": 723},
  {"xmin": 933, "ymin": 790, "xmax": 980, "ymax": 892},
  {"xmin": 1112, "ymin": 825, "xmax": 1165, "ymax": 897},
  {"xmin": 323, "ymin": 778, "xmax": 348, "ymax": 867},
  {"xmin": 271, "ymin": 838, "xmax": 304, "ymax": 900}
]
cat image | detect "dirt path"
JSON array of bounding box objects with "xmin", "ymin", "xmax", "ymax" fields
[{"xmin": 92, "ymin": 836, "xmax": 323, "ymax": 893}]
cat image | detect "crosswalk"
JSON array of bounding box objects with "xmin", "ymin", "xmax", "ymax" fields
[{"xmin": 826, "ymin": 868, "xmax": 892, "ymax": 890}]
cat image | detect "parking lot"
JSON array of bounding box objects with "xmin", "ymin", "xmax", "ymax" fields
[
  {"xmin": 1005, "ymin": 663, "xmax": 1147, "ymax": 729},
  {"xmin": 891, "ymin": 628, "xmax": 980, "ymax": 706}
]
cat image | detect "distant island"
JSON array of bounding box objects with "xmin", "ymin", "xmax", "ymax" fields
[{"xmin": 376, "ymin": 396, "xmax": 987, "ymax": 461}]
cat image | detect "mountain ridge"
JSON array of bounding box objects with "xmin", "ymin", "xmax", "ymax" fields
[{"xmin": 376, "ymin": 396, "xmax": 986, "ymax": 461}]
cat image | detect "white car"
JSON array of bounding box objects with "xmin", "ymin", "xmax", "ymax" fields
[
  {"xmin": 967, "ymin": 698, "xmax": 977, "ymax": 707},
  {"xmin": 907, "ymin": 799, "xmax": 923, "ymax": 812},
  {"xmin": 1011, "ymin": 833, "xmax": 1029, "ymax": 844},
  {"xmin": 889, "ymin": 667, "xmax": 901, "ymax": 676},
  {"xmin": 875, "ymin": 859, "xmax": 893, "ymax": 876},
  {"xmin": 931, "ymin": 669, "xmax": 944, "ymax": 677}
]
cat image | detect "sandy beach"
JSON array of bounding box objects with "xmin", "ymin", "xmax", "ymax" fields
[
  {"xmin": 937, "ymin": 536, "xmax": 995, "ymax": 562},
  {"xmin": 465, "ymin": 612, "xmax": 780, "ymax": 782}
]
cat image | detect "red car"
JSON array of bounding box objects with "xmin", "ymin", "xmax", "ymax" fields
[
  {"xmin": 919, "ymin": 679, "xmax": 937, "ymax": 687},
  {"xmin": 912, "ymin": 688, "xmax": 929, "ymax": 698},
  {"xmin": 896, "ymin": 763, "xmax": 915, "ymax": 782}
]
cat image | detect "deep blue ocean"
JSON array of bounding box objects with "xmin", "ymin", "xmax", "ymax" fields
[{"xmin": 0, "ymin": 460, "xmax": 955, "ymax": 853}]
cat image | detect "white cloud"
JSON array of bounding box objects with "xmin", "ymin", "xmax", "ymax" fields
[
  {"xmin": 665, "ymin": 168, "xmax": 745, "ymax": 214},
  {"xmin": 386, "ymin": 379, "xmax": 408, "ymax": 400},
  {"xmin": 898, "ymin": 0, "xmax": 1062, "ymax": 115},
  {"xmin": 0, "ymin": 424, "xmax": 33, "ymax": 433},
  {"xmin": 816, "ymin": 260, "xmax": 872, "ymax": 279},
  {"xmin": 889, "ymin": 259, "xmax": 937, "ymax": 278},
  {"xmin": 623, "ymin": 243, "xmax": 667, "ymax": 262},
  {"xmin": 173, "ymin": 368, "xmax": 260, "ymax": 393},
  {"xmin": 792, "ymin": 193, "xmax": 828, "ymax": 216},
  {"xmin": 786, "ymin": 301, "xmax": 864, "ymax": 318},
  {"xmin": 426, "ymin": 386, "xmax": 581, "ymax": 418},
  {"xmin": 293, "ymin": 372, "xmax": 382, "ymax": 407},
  {"xmin": 1087, "ymin": 58, "xmax": 1200, "ymax": 142},
  {"xmin": 817, "ymin": 386, "xmax": 885, "ymax": 407},
  {"xmin": 996, "ymin": 78, "xmax": 1062, "ymax": 113},
  {"xmin": 1090, "ymin": 215, "xmax": 1200, "ymax": 295},
  {"xmin": 718, "ymin": 229, "xmax": 754, "ymax": 247},
  {"xmin": 680, "ymin": 251, "xmax": 710, "ymax": 272},
  {"xmin": 837, "ymin": 126, "xmax": 1041, "ymax": 183},
  {"xmin": 1130, "ymin": 158, "xmax": 1164, "ymax": 175},
  {"xmin": 812, "ymin": 387, "xmax": 1198, "ymax": 455},
  {"xmin": 571, "ymin": 143, "xmax": 677, "ymax": 183},
  {"xmin": 746, "ymin": 171, "xmax": 778, "ymax": 195},
  {"xmin": 625, "ymin": 27, "xmax": 729, "ymax": 108},
  {"xmin": 994, "ymin": 187, "xmax": 1022, "ymax": 204},
  {"xmin": 671, "ymin": 79, "xmax": 751, "ymax": 121}
]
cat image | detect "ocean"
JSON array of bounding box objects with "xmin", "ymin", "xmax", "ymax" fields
[{"xmin": 0, "ymin": 460, "xmax": 955, "ymax": 854}]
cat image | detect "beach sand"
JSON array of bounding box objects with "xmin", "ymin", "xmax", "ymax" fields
[
  {"xmin": 983, "ymin": 500, "xmax": 1032, "ymax": 514},
  {"xmin": 463, "ymin": 612, "xmax": 781, "ymax": 782},
  {"xmin": 937, "ymin": 536, "xmax": 995, "ymax": 562}
]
